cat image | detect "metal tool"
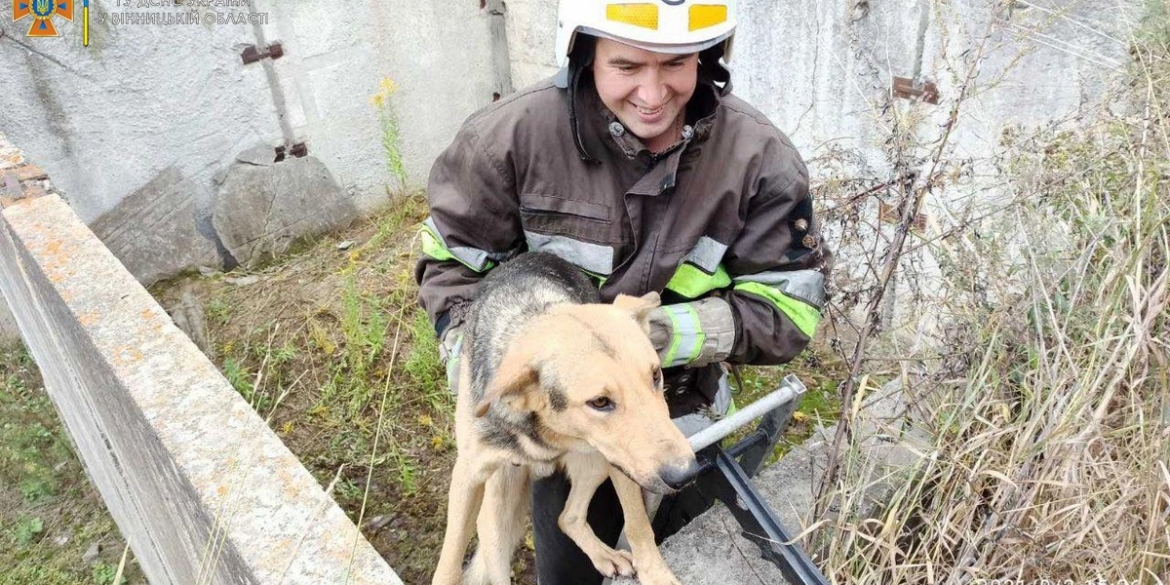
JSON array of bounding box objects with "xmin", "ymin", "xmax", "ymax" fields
[{"xmin": 649, "ymin": 373, "xmax": 831, "ymax": 585}]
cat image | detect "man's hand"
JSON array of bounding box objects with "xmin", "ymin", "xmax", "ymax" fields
[
  {"xmin": 439, "ymin": 326, "xmax": 464, "ymax": 393},
  {"xmin": 646, "ymin": 297, "xmax": 736, "ymax": 368}
]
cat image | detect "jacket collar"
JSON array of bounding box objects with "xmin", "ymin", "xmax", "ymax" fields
[
  {"xmin": 575, "ymin": 76, "xmax": 721, "ymax": 198},
  {"xmin": 568, "ymin": 71, "xmax": 721, "ymax": 163}
]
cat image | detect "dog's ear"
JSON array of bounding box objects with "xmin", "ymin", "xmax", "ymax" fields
[
  {"xmin": 614, "ymin": 292, "xmax": 660, "ymax": 330},
  {"xmin": 474, "ymin": 350, "xmax": 538, "ymax": 417}
]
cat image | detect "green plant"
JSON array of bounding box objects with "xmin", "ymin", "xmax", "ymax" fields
[
  {"xmin": 404, "ymin": 308, "xmax": 449, "ymax": 412},
  {"xmin": 271, "ymin": 341, "xmax": 297, "ymax": 366},
  {"xmin": 205, "ymin": 296, "xmax": 232, "ymax": 326},
  {"xmin": 14, "ymin": 516, "xmax": 44, "ymax": 546},
  {"xmin": 372, "ymin": 77, "xmax": 409, "ymax": 191},
  {"xmin": 222, "ymin": 356, "xmax": 253, "ymax": 397},
  {"xmin": 91, "ymin": 563, "xmax": 126, "ymax": 585}
]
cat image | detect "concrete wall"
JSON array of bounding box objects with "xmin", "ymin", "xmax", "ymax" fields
[
  {"xmin": 0, "ymin": 0, "xmax": 504, "ymax": 283},
  {"xmin": 0, "ymin": 0, "xmax": 1142, "ymax": 291},
  {"xmin": 504, "ymin": 0, "xmax": 1139, "ymax": 178},
  {"xmin": 0, "ymin": 193, "xmax": 402, "ymax": 584}
]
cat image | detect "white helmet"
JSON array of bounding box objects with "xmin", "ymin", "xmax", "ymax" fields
[{"xmin": 555, "ymin": 0, "xmax": 737, "ymax": 67}]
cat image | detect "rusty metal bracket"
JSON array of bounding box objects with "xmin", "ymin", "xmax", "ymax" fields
[
  {"xmin": 240, "ymin": 42, "xmax": 284, "ymax": 65},
  {"xmin": 892, "ymin": 76, "xmax": 939, "ymax": 104},
  {"xmin": 273, "ymin": 142, "xmax": 309, "ymax": 162}
]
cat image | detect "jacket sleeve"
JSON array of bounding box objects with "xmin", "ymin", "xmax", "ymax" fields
[
  {"xmin": 414, "ymin": 120, "xmax": 524, "ymax": 338},
  {"xmin": 722, "ymin": 138, "xmax": 832, "ymax": 366}
]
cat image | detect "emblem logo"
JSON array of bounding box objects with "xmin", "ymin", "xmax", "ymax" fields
[{"xmin": 12, "ymin": 0, "xmax": 74, "ymax": 37}]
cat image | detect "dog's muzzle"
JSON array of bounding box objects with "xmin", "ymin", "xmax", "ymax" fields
[{"xmin": 657, "ymin": 458, "xmax": 703, "ymax": 491}]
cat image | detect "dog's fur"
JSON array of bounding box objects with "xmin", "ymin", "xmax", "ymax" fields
[{"xmin": 432, "ymin": 253, "xmax": 697, "ymax": 585}]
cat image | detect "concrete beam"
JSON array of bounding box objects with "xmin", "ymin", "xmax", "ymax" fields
[{"xmin": 0, "ymin": 194, "xmax": 401, "ymax": 585}]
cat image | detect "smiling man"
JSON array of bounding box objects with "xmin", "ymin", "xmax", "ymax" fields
[
  {"xmin": 592, "ymin": 41, "xmax": 697, "ymax": 153},
  {"xmin": 416, "ymin": 1, "xmax": 832, "ymax": 583}
]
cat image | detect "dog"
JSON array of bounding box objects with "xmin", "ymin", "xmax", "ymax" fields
[{"xmin": 431, "ymin": 252, "xmax": 698, "ymax": 585}]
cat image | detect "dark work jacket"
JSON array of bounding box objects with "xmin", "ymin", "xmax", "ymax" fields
[{"xmin": 415, "ymin": 72, "xmax": 831, "ymax": 415}]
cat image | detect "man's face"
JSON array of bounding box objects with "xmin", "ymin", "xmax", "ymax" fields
[{"xmin": 592, "ymin": 38, "xmax": 699, "ymax": 152}]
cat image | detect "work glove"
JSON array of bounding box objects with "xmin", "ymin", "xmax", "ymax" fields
[
  {"xmin": 439, "ymin": 325, "xmax": 464, "ymax": 393},
  {"xmin": 647, "ymin": 297, "xmax": 736, "ymax": 368}
]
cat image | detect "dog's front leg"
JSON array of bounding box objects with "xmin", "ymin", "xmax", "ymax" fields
[
  {"xmin": 559, "ymin": 452, "xmax": 636, "ymax": 579},
  {"xmin": 611, "ymin": 471, "xmax": 682, "ymax": 585},
  {"xmin": 433, "ymin": 455, "xmax": 491, "ymax": 585},
  {"xmin": 463, "ymin": 463, "xmax": 531, "ymax": 585}
]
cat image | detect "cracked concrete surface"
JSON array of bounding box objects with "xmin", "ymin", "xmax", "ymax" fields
[{"xmin": 212, "ymin": 146, "xmax": 357, "ymax": 268}]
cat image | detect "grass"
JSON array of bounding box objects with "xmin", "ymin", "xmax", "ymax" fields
[
  {"xmin": 730, "ymin": 345, "xmax": 847, "ymax": 467},
  {"xmin": 149, "ymin": 191, "xmax": 465, "ymax": 581},
  {"xmin": 809, "ymin": 8, "xmax": 1170, "ymax": 582},
  {"xmin": 0, "ymin": 345, "xmax": 143, "ymax": 585}
]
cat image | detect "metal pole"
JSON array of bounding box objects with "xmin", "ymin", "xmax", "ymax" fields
[{"xmin": 688, "ymin": 374, "xmax": 806, "ymax": 453}]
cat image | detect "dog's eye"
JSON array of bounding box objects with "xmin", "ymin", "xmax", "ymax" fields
[
  {"xmin": 587, "ymin": 396, "xmax": 615, "ymax": 411},
  {"xmin": 652, "ymin": 366, "xmax": 663, "ymax": 389}
]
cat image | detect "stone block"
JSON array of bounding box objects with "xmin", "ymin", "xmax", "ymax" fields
[
  {"xmin": 90, "ymin": 166, "xmax": 221, "ymax": 286},
  {"xmin": 213, "ymin": 149, "xmax": 357, "ymax": 268},
  {"xmin": 14, "ymin": 164, "xmax": 47, "ymax": 182}
]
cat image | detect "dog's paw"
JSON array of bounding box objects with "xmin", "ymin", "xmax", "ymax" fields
[
  {"xmin": 586, "ymin": 547, "xmax": 636, "ymax": 578},
  {"xmin": 631, "ymin": 561, "xmax": 683, "ymax": 585}
]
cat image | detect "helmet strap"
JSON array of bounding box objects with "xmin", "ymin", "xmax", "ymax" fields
[
  {"xmin": 699, "ymin": 45, "xmax": 733, "ymax": 96},
  {"xmin": 567, "ymin": 36, "xmax": 600, "ymax": 163}
]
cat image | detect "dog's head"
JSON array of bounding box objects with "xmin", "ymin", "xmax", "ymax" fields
[{"xmin": 475, "ymin": 292, "xmax": 698, "ymax": 494}]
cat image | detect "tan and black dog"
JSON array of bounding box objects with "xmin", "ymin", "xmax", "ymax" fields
[{"xmin": 432, "ymin": 252, "xmax": 698, "ymax": 585}]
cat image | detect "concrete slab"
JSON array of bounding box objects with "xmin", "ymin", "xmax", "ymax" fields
[
  {"xmin": 0, "ymin": 194, "xmax": 401, "ymax": 584},
  {"xmin": 90, "ymin": 166, "xmax": 221, "ymax": 286},
  {"xmin": 212, "ymin": 150, "xmax": 357, "ymax": 268}
]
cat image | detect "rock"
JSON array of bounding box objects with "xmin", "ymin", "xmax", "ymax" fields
[
  {"xmin": 611, "ymin": 380, "xmax": 926, "ymax": 585},
  {"xmin": 166, "ymin": 286, "xmax": 213, "ymax": 360},
  {"xmin": 235, "ymin": 144, "xmax": 276, "ymax": 167},
  {"xmin": 90, "ymin": 166, "xmax": 221, "ymax": 286},
  {"xmin": 336, "ymin": 240, "xmax": 355, "ymax": 250},
  {"xmin": 224, "ymin": 275, "xmax": 260, "ymax": 286},
  {"xmin": 212, "ymin": 150, "xmax": 357, "ymax": 269},
  {"xmin": 365, "ymin": 515, "xmax": 393, "ymax": 533},
  {"xmin": 83, "ymin": 542, "xmax": 102, "ymax": 565}
]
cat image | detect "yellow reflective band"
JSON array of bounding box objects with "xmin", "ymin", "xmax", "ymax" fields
[
  {"xmin": 607, "ymin": 3, "xmax": 659, "ymax": 30},
  {"xmin": 420, "ymin": 223, "xmax": 456, "ymax": 263},
  {"xmin": 418, "ymin": 223, "xmax": 494, "ymax": 273},
  {"xmin": 666, "ymin": 263, "xmax": 732, "ymax": 299},
  {"xmin": 689, "ymin": 4, "xmax": 728, "ymax": 31},
  {"xmin": 734, "ymin": 282, "xmax": 822, "ymax": 338}
]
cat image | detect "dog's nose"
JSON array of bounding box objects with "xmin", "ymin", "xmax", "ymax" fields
[{"xmin": 657, "ymin": 458, "xmax": 702, "ymax": 490}]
